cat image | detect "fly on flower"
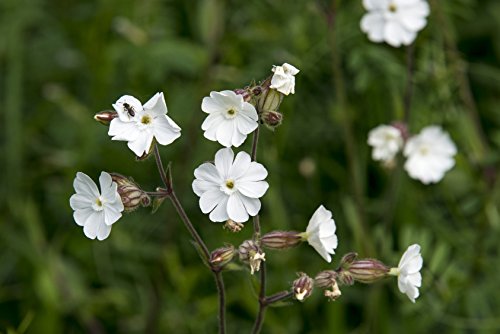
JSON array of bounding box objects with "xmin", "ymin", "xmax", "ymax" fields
[{"xmin": 108, "ymin": 93, "xmax": 181, "ymax": 157}]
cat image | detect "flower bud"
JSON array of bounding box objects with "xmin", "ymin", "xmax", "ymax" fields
[
  {"xmin": 238, "ymin": 240, "xmax": 266, "ymax": 275},
  {"xmin": 258, "ymin": 87, "xmax": 283, "ymax": 114},
  {"xmin": 261, "ymin": 111, "xmax": 283, "ymax": 130},
  {"xmin": 314, "ymin": 270, "xmax": 338, "ymax": 289},
  {"xmin": 94, "ymin": 110, "xmax": 117, "ymax": 125},
  {"xmin": 209, "ymin": 244, "xmax": 236, "ymax": 268},
  {"xmin": 339, "ymin": 252, "xmax": 358, "ymax": 268},
  {"xmin": 260, "ymin": 231, "xmax": 302, "ymax": 250},
  {"xmin": 224, "ymin": 219, "xmax": 244, "ymax": 233},
  {"xmin": 234, "ymin": 88, "xmax": 252, "ymax": 102},
  {"xmin": 346, "ymin": 259, "xmax": 390, "ymax": 284},
  {"xmin": 292, "ymin": 273, "xmax": 314, "ymax": 302},
  {"xmin": 110, "ymin": 173, "xmax": 151, "ymax": 212}
]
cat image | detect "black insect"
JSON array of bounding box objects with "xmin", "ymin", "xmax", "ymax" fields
[{"xmin": 123, "ymin": 102, "xmax": 135, "ymax": 117}]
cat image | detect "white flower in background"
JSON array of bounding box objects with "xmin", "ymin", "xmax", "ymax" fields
[
  {"xmin": 360, "ymin": 0, "xmax": 430, "ymax": 47},
  {"xmin": 389, "ymin": 244, "xmax": 423, "ymax": 303},
  {"xmin": 403, "ymin": 126, "xmax": 457, "ymax": 184},
  {"xmin": 192, "ymin": 148, "xmax": 269, "ymax": 223},
  {"xmin": 368, "ymin": 124, "xmax": 403, "ymax": 162},
  {"xmin": 270, "ymin": 63, "xmax": 300, "ymax": 95},
  {"xmin": 69, "ymin": 172, "xmax": 124, "ymax": 240},
  {"xmin": 108, "ymin": 93, "xmax": 181, "ymax": 157},
  {"xmin": 303, "ymin": 205, "xmax": 338, "ymax": 263},
  {"xmin": 201, "ymin": 90, "xmax": 258, "ymax": 147}
]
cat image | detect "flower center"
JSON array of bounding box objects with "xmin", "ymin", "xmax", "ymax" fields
[
  {"xmin": 419, "ymin": 146, "xmax": 429, "ymax": 155},
  {"xmin": 388, "ymin": 3, "xmax": 397, "ymax": 12},
  {"xmin": 92, "ymin": 196, "xmax": 105, "ymax": 211},
  {"xmin": 221, "ymin": 179, "xmax": 237, "ymax": 195},
  {"xmin": 225, "ymin": 108, "xmax": 238, "ymax": 119},
  {"xmin": 141, "ymin": 115, "xmax": 152, "ymax": 125}
]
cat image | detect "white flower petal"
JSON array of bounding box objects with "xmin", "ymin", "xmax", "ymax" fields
[
  {"xmin": 227, "ymin": 193, "xmax": 249, "ymax": 223},
  {"xmin": 215, "ymin": 120, "xmax": 235, "ymax": 148},
  {"xmin": 154, "ymin": 117, "xmax": 182, "ymax": 146},
  {"xmin": 209, "ymin": 196, "xmax": 229, "ymax": 222},
  {"xmin": 96, "ymin": 223, "xmax": 112, "ymax": 241},
  {"xmin": 228, "ymin": 151, "xmax": 251, "ymax": 180},
  {"xmin": 82, "ymin": 211, "xmax": 104, "ymax": 240},
  {"xmin": 127, "ymin": 132, "xmax": 154, "ymax": 157},
  {"xmin": 361, "ymin": 12, "xmax": 386, "ymax": 43},
  {"xmin": 200, "ymin": 190, "xmax": 225, "ymax": 214},
  {"xmin": 237, "ymin": 162, "xmax": 268, "ymax": 182},
  {"xmin": 74, "ymin": 172, "xmax": 100, "ymax": 198},
  {"xmin": 112, "ymin": 95, "xmax": 142, "ymax": 122},
  {"xmin": 192, "ymin": 179, "xmax": 219, "ymax": 197},
  {"xmin": 194, "ymin": 163, "xmax": 223, "ymax": 184},
  {"xmin": 305, "ymin": 205, "xmax": 337, "ymax": 262},
  {"xmin": 103, "ymin": 204, "xmax": 123, "ymax": 226},
  {"xmin": 214, "ymin": 148, "xmax": 234, "ymax": 179},
  {"xmin": 108, "ymin": 119, "xmax": 141, "ymax": 141},
  {"xmin": 202, "ymin": 113, "xmax": 224, "ymax": 131},
  {"xmin": 70, "ymin": 194, "xmax": 92, "ymax": 210},
  {"xmin": 240, "ymin": 103, "xmax": 259, "ymax": 121},
  {"xmin": 202, "ymin": 95, "xmax": 224, "ymax": 114},
  {"xmin": 240, "ymin": 195, "xmax": 261, "ymax": 216},
  {"xmin": 73, "ymin": 208, "xmax": 93, "ymax": 226},
  {"xmin": 237, "ymin": 180, "xmax": 269, "ymax": 198},
  {"xmin": 237, "ymin": 114, "xmax": 258, "ymax": 135},
  {"xmin": 363, "ymin": 0, "xmax": 389, "ymax": 10}
]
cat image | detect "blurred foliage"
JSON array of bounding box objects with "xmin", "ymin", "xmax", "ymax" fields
[{"xmin": 1, "ymin": 0, "xmax": 500, "ymax": 332}]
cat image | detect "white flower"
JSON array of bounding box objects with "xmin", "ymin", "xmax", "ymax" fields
[
  {"xmin": 201, "ymin": 90, "xmax": 258, "ymax": 148},
  {"xmin": 360, "ymin": 0, "xmax": 430, "ymax": 47},
  {"xmin": 390, "ymin": 244, "xmax": 423, "ymax": 303},
  {"xmin": 192, "ymin": 147, "xmax": 269, "ymax": 223},
  {"xmin": 108, "ymin": 93, "xmax": 181, "ymax": 156},
  {"xmin": 368, "ymin": 124, "xmax": 403, "ymax": 162},
  {"xmin": 403, "ymin": 125, "xmax": 457, "ymax": 184},
  {"xmin": 304, "ymin": 205, "xmax": 338, "ymax": 263},
  {"xmin": 69, "ymin": 172, "xmax": 124, "ymax": 240},
  {"xmin": 270, "ymin": 63, "xmax": 300, "ymax": 95}
]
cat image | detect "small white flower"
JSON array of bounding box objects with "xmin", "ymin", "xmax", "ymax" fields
[
  {"xmin": 368, "ymin": 124, "xmax": 403, "ymax": 162},
  {"xmin": 108, "ymin": 93, "xmax": 181, "ymax": 157},
  {"xmin": 201, "ymin": 90, "xmax": 258, "ymax": 148},
  {"xmin": 192, "ymin": 147, "xmax": 269, "ymax": 223},
  {"xmin": 403, "ymin": 125, "xmax": 457, "ymax": 184},
  {"xmin": 304, "ymin": 205, "xmax": 338, "ymax": 263},
  {"xmin": 270, "ymin": 63, "xmax": 300, "ymax": 95},
  {"xmin": 69, "ymin": 172, "xmax": 124, "ymax": 240},
  {"xmin": 390, "ymin": 244, "xmax": 423, "ymax": 303},
  {"xmin": 360, "ymin": 0, "xmax": 430, "ymax": 47}
]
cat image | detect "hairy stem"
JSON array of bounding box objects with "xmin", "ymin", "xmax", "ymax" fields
[
  {"xmin": 153, "ymin": 144, "xmax": 226, "ymax": 333},
  {"xmin": 265, "ymin": 291, "xmax": 294, "ymax": 305},
  {"xmin": 213, "ymin": 270, "xmax": 227, "ymax": 334}
]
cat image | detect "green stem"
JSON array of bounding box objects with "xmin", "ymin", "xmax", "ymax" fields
[{"xmin": 153, "ymin": 144, "xmax": 226, "ymax": 333}]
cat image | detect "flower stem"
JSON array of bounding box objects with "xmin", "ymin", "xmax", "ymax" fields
[
  {"xmin": 265, "ymin": 291, "xmax": 294, "ymax": 305},
  {"xmin": 213, "ymin": 270, "xmax": 227, "ymax": 334},
  {"xmin": 152, "ymin": 144, "xmax": 226, "ymax": 333},
  {"xmin": 249, "ymin": 125, "xmax": 268, "ymax": 334}
]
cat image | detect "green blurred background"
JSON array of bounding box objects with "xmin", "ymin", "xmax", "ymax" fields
[{"xmin": 1, "ymin": 0, "xmax": 500, "ymax": 332}]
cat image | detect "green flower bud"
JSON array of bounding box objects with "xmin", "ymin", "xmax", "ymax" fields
[
  {"xmin": 260, "ymin": 231, "xmax": 302, "ymax": 250},
  {"xmin": 210, "ymin": 244, "xmax": 236, "ymax": 268},
  {"xmin": 110, "ymin": 173, "xmax": 151, "ymax": 212},
  {"xmin": 94, "ymin": 110, "xmax": 117, "ymax": 125},
  {"xmin": 293, "ymin": 272, "xmax": 314, "ymax": 302}
]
